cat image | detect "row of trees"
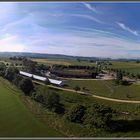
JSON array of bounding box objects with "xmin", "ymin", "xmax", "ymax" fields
[
  {"xmin": 52, "ymin": 64, "xmax": 96, "ymax": 71},
  {"xmin": 109, "ymin": 68, "xmax": 140, "ymax": 84},
  {"xmin": 22, "ymin": 59, "xmax": 50, "ymax": 75},
  {"xmin": 5, "ymin": 68, "xmax": 34, "ymax": 96},
  {"xmin": 51, "ymin": 70, "xmax": 98, "ymax": 78}
]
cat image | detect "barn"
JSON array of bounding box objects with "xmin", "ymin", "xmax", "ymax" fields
[
  {"xmin": 19, "ymin": 71, "xmax": 65, "ymax": 86},
  {"xmin": 48, "ymin": 78, "xmax": 64, "ymax": 86},
  {"xmin": 19, "ymin": 71, "xmax": 32, "ymax": 78},
  {"xmin": 33, "ymin": 74, "xmax": 47, "ymax": 81}
]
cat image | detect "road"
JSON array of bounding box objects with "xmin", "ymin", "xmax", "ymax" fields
[
  {"xmin": 33, "ymin": 80, "xmax": 140, "ymax": 104},
  {"xmin": 57, "ymin": 77, "xmax": 114, "ymax": 81}
]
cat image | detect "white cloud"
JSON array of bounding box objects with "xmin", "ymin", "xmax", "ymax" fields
[
  {"xmin": 69, "ymin": 14, "xmax": 103, "ymax": 24},
  {"xmin": 23, "ymin": 28, "xmax": 140, "ymax": 58},
  {"xmin": 83, "ymin": 2, "xmax": 98, "ymax": 13},
  {"xmin": 117, "ymin": 22, "xmax": 139, "ymax": 36},
  {"xmin": 0, "ymin": 34, "xmax": 25, "ymax": 52}
]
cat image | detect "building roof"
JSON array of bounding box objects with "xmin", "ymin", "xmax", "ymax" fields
[
  {"xmin": 33, "ymin": 74, "xmax": 47, "ymax": 81},
  {"xmin": 19, "ymin": 71, "xmax": 32, "ymax": 78},
  {"xmin": 19, "ymin": 71, "xmax": 64, "ymax": 85},
  {"xmin": 48, "ymin": 78, "xmax": 63, "ymax": 85}
]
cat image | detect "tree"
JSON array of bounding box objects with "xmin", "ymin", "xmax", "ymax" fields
[
  {"xmin": 43, "ymin": 92, "xmax": 61, "ymax": 112},
  {"xmin": 74, "ymin": 86, "xmax": 80, "ymax": 91},
  {"xmin": 115, "ymin": 70, "xmax": 123, "ymax": 85},
  {"xmin": 0, "ymin": 63, "xmax": 6, "ymax": 76},
  {"xmin": 23, "ymin": 59, "xmax": 37, "ymax": 73},
  {"xmin": 13, "ymin": 74, "xmax": 23, "ymax": 87},
  {"xmin": 65, "ymin": 104, "xmax": 86, "ymax": 123},
  {"xmin": 83, "ymin": 103, "xmax": 112, "ymax": 129},
  {"xmin": 4, "ymin": 67, "xmax": 19, "ymax": 81},
  {"xmin": 77, "ymin": 58, "xmax": 81, "ymax": 62},
  {"xmin": 19, "ymin": 78, "xmax": 34, "ymax": 96}
]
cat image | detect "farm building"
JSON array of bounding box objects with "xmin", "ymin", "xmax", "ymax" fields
[
  {"xmin": 48, "ymin": 78, "xmax": 65, "ymax": 86},
  {"xmin": 19, "ymin": 71, "xmax": 65, "ymax": 86},
  {"xmin": 19, "ymin": 71, "xmax": 32, "ymax": 78},
  {"xmin": 33, "ymin": 74, "xmax": 47, "ymax": 81}
]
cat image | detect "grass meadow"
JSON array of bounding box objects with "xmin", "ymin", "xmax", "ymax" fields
[
  {"xmin": 30, "ymin": 84, "xmax": 140, "ymax": 137},
  {"xmin": 0, "ymin": 78, "xmax": 63, "ymax": 137},
  {"xmin": 67, "ymin": 79, "xmax": 140, "ymax": 100}
]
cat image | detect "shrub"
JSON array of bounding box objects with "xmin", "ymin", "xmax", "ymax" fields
[
  {"xmin": 19, "ymin": 78, "xmax": 34, "ymax": 96},
  {"xmin": 65, "ymin": 104, "xmax": 86, "ymax": 123}
]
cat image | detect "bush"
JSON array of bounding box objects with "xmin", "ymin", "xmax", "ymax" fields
[
  {"xmin": 19, "ymin": 78, "xmax": 34, "ymax": 96},
  {"xmin": 4, "ymin": 67, "xmax": 19, "ymax": 81},
  {"xmin": 74, "ymin": 86, "xmax": 80, "ymax": 91},
  {"xmin": 65, "ymin": 104, "xmax": 86, "ymax": 123},
  {"xmin": 83, "ymin": 103, "xmax": 113, "ymax": 129},
  {"xmin": 43, "ymin": 92, "xmax": 64, "ymax": 113},
  {"xmin": 13, "ymin": 74, "xmax": 23, "ymax": 87}
]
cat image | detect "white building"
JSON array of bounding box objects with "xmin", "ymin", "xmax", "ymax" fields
[
  {"xmin": 19, "ymin": 71, "xmax": 65, "ymax": 86},
  {"xmin": 19, "ymin": 71, "xmax": 32, "ymax": 78},
  {"xmin": 48, "ymin": 78, "xmax": 64, "ymax": 86},
  {"xmin": 33, "ymin": 74, "xmax": 47, "ymax": 81}
]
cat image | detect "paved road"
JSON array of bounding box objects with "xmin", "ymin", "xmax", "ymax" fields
[{"xmin": 33, "ymin": 80, "xmax": 140, "ymax": 104}]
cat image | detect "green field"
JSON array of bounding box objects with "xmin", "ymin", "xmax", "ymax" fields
[
  {"xmin": 108, "ymin": 61, "xmax": 140, "ymax": 74},
  {"xmin": 0, "ymin": 78, "xmax": 63, "ymax": 137},
  {"xmin": 31, "ymin": 84, "xmax": 140, "ymax": 137},
  {"xmin": 67, "ymin": 79, "xmax": 140, "ymax": 100}
]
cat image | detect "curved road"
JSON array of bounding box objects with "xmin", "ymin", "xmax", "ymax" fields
[{"xmin": 33, "ymin": 80, "xmax": 140, "ymax": 104}]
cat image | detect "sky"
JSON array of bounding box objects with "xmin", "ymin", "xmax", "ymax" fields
[{"xmin": 1, "ymin": 2, "xmax": 140, "ymax": 58}]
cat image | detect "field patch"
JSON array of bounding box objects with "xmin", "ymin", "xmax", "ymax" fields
[
  {"xmin": 32, "ymin": 58, "xmax": 96, "ymax": 66},
  {"xmin": 32, "ymin": 59, "xmax": 72, "ymax": 66},
  {"xmin": 67, "ymin": 80, "xmax": 140, "ymax": 100},
  {"xmin": 109, "ymin": 61, "xmax": 140, "ymax": 74}
]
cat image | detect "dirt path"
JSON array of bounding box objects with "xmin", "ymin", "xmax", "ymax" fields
[
  {"xmin": 57, "ymin": 77, "xmax": 113, "ymax": 81},
  {"xmin": 33, "ymin": 80, "xmax": 140, "ymax": 104}
]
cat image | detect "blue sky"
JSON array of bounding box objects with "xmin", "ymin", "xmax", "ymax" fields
[{"xmin": 1, "ymin": 2, "xmax": 140, "ymax": 58}]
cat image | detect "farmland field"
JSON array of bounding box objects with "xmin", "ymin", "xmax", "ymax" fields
[
  {"xmin": 0, "ymin": 78, "xmax": 63, "ymax": 137},
  {"xmin": 32, "ymin": 58, "xmax": 96, "ymax": 66},
  {"xmin": 67, "ymin": 79, "xmax": 140, "ymax": 100},
  {"xmin": 108, "ymin": 61, "xmax": 140, "ymax": 74}
]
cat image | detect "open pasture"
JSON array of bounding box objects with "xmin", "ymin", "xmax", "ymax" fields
[{"xmin": 67, "ymin": 79, "xmax": 140, "ymax": 100}]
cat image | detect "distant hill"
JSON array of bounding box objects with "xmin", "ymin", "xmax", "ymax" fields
[
  {"xmin": 0, "ymin": 52, "xmax": 109, "ymax": 61},
  {"xmin": 0, "ymin": 52, "xmax": 138, "ymax": 61}
]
